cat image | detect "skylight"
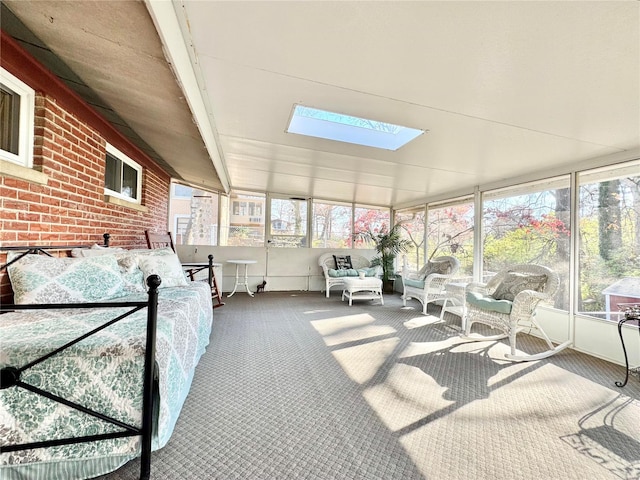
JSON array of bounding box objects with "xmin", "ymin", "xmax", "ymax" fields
[{"xmin": 286, "ymin": 105, "xmax": 424, "ymax": 151}]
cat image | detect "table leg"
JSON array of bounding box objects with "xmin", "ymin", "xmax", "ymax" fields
[
  {"xmin": 615, "ymin": 317, "xmax": 639, "ymax": 387},
  {"xmin": 227, "ymin": 264, "xmax": 240, "ymax": 297},
  {"xmin": 244, "ymin": 264, "xmax": 254, "ymax": 297}
]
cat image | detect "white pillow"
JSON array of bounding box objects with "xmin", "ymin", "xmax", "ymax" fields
[
  {"xmin": 7, "ymin": 254, "xmax": 127, "ymax": 304},
  {"xmin": 137, "ymin": 253, "xmax": 189, "ymax": 289},
  {"xmin": 71, "ymin": 244, "xmax": 126, "ymax": 258}
]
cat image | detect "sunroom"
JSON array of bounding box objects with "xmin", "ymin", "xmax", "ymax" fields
[{"xmin": 0, "ymin": 2, "xmax": 639, "ymax": 479}]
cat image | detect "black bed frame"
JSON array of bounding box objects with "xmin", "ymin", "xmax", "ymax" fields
[{"xmin": 0, "ymin": 235, "xmax": 159, "ymax": 480}]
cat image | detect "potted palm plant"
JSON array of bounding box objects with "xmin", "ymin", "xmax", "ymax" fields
[{"xmin": 355, "ymin": 224, "xmax": 411, "ymax": 292}]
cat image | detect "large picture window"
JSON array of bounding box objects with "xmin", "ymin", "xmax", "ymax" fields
[
  {"xmin": 0, "ymin": 68, "xmax": 34, "ymax": 168},
  {"xmin": 220, "ymin": 191, "xmax": 265, "ymax": 246},
  {"xmin": 427, "ymin": 198, "xmax": 474, "ymax": 277},
  {"xmin": 312, "ymin": 200, "xmax": 352, "ymax": 248},
  {"xmin": 482, "ymin": 177, "xmax": 571, "ymax": 309},
  {"xmin": 104, "ymin": 144, "xmax": 142, "ymax": 203},
  {"xmin": 168, "ymin": 182, "xmax": 220, "ymax": 245},
  {"xmin": 395, "ymin": 207, "xmax": 426, "ymax": 271},
  {"xmin": 269, "ymin": 197, "xmax": 308, "ymax": 247},
  {"xmin": 578, "ymin": 162, "xmax": 640, "ymax": 320}
]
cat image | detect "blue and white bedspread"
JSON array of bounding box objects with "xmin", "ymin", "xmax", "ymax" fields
[{"xmin": 0, "ymin": 282, "xmax": 213, "ymax": 480}]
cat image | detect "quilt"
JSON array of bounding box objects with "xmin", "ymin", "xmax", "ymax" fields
[{"xmin": 0, "ymin": 281, "xmax": 213, "ymax": 480}]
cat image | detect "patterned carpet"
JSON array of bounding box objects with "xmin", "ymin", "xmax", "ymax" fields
[{"xmin": 98, "ymin": 292, "xmax": 640, "ymax": 480}]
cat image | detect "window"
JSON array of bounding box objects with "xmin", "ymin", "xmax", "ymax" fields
[
  {"xmin": 104, "ymin": 144, "xmax": 142, "ymax": 203},
  {"xmin": 287, "ymin": 105, "xmax": 424, "ymax": 151},
  {"xmin": 427, "ymin": 198, "xmax": 474, "ymax": 277},
  {"xmin": 312, "ymin": 200, "xmax": 352, "ymax": 248},
  {"xmin": 221, "ymin": 191, "xmax": 265, "ymax": 246},
  {"xmin": 577, "ymin": 162, "xmax": 640, "ymax": 320},
  {"xmin": 269, "ymin": 197, "xmax": 308, "ymax": 247},
  {"xmin": 395, "ymin": 207, "xmax": 426, "ymax": 270},
  {"xmin": 482, "ymin": 177, "xmax": 571, "ymax": 309},
  {"xmin": 169, "ymin": 182, "xmax": 220, "ymax": 246},
  {"xmin": 353, "ymin": 205, "xmax": 390, "ymax": 249},
  {"xmin": 0, "ymin": 68, "xmax": 34, "ymax": 168}
]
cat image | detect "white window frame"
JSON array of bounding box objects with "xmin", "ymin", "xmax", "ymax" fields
[
  {"xmin": 0, "ymin": 67, "xmax": 35, "ymax": 168},
  {"xmin": 104, "ymin": 143, "xmax": 142, "ymax": 204}
]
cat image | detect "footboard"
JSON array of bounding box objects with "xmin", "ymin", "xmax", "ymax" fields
[
  {"xmin": 0, "ymin": 277, "xmax": 160, "ymax": 480},
  {"xmin": 0, "ymin": 240, "xmax": 161, "ymax": 480}
]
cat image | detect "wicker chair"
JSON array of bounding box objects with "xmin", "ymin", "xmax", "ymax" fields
[
  {"xmin": 400, "ymin": 256, "xmax": 460, "ymax": 315},
  {"xmin": 460, "ymin": 264, "xmax": 571, "ymax": 361},
  {"xmin": 318, "ymin": 252, "xmax": 379, "ymax": 298}
]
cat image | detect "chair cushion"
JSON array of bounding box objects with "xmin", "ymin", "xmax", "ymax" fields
[
  {"xmin": 404, "ymin": 277, "xmax": 426, "ymax": 289},
  {"xmin": 466, "ymin": 291, "xmax": 513, "ymax": 314},
  {"xmin": 493, "ymin": 272, "xmax": 547, "ymax": 301},
  {"xmin": 333, "ymin": 255, "xmax": 353, "ymax": 270},
  {"xmin": 327, "ymin": 268, "xmax": 359, "ymax": 278}
]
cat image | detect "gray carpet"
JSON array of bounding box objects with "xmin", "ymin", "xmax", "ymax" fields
[{"xmin": 98, "ymin": 292, "xmax": 640, "ymax": 480}]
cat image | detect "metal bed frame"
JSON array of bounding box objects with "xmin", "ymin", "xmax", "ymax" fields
[{"xmin": 0, "ymin": 236, "xmax": 160, "ymax": 480}]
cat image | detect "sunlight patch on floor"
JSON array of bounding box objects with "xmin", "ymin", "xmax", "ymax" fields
[
  {"xmin": 331, "ymin": 337, "xmax": 400, "ymax": 384},
  {"xmin": 363, "ymin": 363, "xmax": 452, "ymax": 432},
  {"xmin": 403, "ymin": 315, "xmax": 443, "ymax": 329},
  {"xmin": 310, "ymin": 313, "xmax": 376, "ymax": 336}
]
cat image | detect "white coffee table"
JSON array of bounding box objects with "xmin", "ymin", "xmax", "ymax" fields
[{"xmin": 341, "ymin": 277, "xmax": 384, "ymax": 306}]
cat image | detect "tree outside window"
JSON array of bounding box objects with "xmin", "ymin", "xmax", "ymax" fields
[{"xmin": 427, "ymin": 199, "xmax": 474, "ymax": 277}]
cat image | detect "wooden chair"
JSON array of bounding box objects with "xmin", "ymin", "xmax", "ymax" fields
[{"xmin": 145, "ymin": 231, "xmax": 224, "ymax": 308}]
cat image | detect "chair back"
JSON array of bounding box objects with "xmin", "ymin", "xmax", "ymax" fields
[
  {"xmin": 145, "ymin": 231, "xmax": 176, "ymax": 252},
  {"xmin": 487, "ymin": 264, "xmax": 559, "ymax": 300}
]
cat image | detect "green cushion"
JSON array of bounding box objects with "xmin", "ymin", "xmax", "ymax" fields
[
  {"xmin": 328, "ymin": 268, "xmax": 359, "ymax": 278},
  {"xmin": 358, "ymin": 267, "xmax": 378, "ymax": 277},
  {"xmin": 404, "ymin": 278, "xmax": 426, "ymax": 289},
  {"xmin": 466, "ymin": 291, "xmax": 513, "ymax": 314}
]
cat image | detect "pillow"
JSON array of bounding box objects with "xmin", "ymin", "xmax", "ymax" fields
[
  {"xmin": 357, "ymin": 267, "xmax": 378, "ymax": 277},
  {"xmin": 333, "ymin": 255, "xmax": 353, "ymax": 270},
  {"xmin": 327, "ymin": 268, "xmax": 359, "ymax": 278},
  {"xmin": 7, "ymin": 254, "xmax": 127, "ymax": 304},
  {"xmin": 427, "ymin": 259, "xmax": 452, "ymax": 276},
  {"xmin": 71, "ymin": 244, "xmax": 127, "ymax": 258},
  {"xmin": 137, "ymin": 253, "xmax": 189, "ymax": 289},
  {"xmin": 492, "ymin": 272, "xmax": 547, "ymax": 301}
]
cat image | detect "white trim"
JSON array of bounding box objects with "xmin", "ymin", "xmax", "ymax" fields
[
  {"xmin": 144, "ymin": 0, "xmax": 230, "ymax": 193},
  {"xmin": 0, "ymin": 67, "xmax": 35, "ymax": 168},
  {"xmin": 104, "ymin": 143, "xmax": 142, "ymax": 204}
]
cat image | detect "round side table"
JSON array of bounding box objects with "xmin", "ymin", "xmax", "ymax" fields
[{"xmin": 226, "ymin": 259, "xmax": 257, "ymax": 297}]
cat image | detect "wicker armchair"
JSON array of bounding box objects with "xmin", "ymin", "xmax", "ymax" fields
[
  {"xmin": 318, "ymin": 252, "xmax": 379, "ymax": 298},
  {"xmin": 461, "ymin": 264, "xmax": 571, "ymax": 361},
  {"xmin": 400, "ymin": 256, "xmax": 460, "ymax": 315}
]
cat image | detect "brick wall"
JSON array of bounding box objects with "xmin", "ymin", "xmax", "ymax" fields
[{"xmin": 1, "ymin": 33, "xmax": 173, "ymax": 303}]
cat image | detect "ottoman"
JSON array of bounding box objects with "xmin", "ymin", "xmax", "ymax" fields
[{"xmin": 341, "ymin": 276, "xmax": 384, "ymax": 306}]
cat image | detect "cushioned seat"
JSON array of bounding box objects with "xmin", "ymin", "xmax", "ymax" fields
[
  {"xmin": 461, "ymin": 264, "xmax": 571, "ymax": 362},
  {"xmin": 400, "ymin": 255, "xmax": 460, "ymax": 315},
  {"xmin": 318, "ymin": 253, "xmax": 380, "ymax": 297}
]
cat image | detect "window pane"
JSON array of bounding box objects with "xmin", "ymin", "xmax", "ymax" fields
[
  {"xmin": 270, "ymin": 198, "xmax": 308, "ymax": 247},
  {"xmin": 169, "ymin": 182, "xmax": 220, "ymax": 246},
  {"xmin": 122, "ymin": 162, "xmax": 138, "ymax": 199},
  {"xmin": 353, "ymin": 205, "xmax": 390, "ymax": 249},
  {"xmin": 427, "ymin": 200, "xmax": 474, "ymax": 277},
  {"xmin": 578, "ymin": 162, "xmax": 640, "ymax": 320},
  {"xmin": 221, "ymin": 191, "xmax": 265, "ymax": 246},
  {"xmin": 312, "ymin": 201, "xmax": 352, "ymax": 248},
  {"xmin": 395, "ymin": 207, "xmax": 426, "ymax": 271},
  {"xmin": 0, "ymin": 85, "xmax": 20, "ymax": 155},
  {"xmin": 105, "ymin": 153, "xmax": 121, "ymax": 193},
  {"xmin": 482, "ymin": 178, "xmax": 571, "ymax": 309}
]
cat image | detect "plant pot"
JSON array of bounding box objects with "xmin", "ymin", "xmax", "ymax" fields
[{"xmin": 383, "ymin": 279, "xmax": 396, "ymax": 294}]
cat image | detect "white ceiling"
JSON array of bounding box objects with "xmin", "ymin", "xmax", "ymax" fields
[{"xmin": 5, "ymin": 1, "xmax": 640, "ymax": 208}]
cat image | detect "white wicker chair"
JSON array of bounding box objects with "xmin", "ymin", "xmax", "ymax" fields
[
  {"xmin": 460, "ymin": 264, "xmax": 571, "ymax": 362},
  {"xmin": 318, "ymin": 252, "xmax": 378, "ymax": 298},
  {"xmin": 400, "ymin": 256, "xmax": 460, "ymax": 315}
]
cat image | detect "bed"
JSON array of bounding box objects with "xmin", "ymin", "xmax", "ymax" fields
[{"xmin": 0, "ymin": 241, "xmax": 214, "ymax": 480}]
